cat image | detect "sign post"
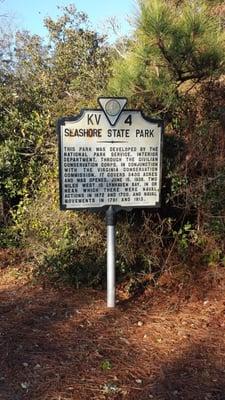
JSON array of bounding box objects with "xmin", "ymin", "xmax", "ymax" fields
[
  {"xmin": 57, "ymin": 98, "xmax": 163, "ymax": 308},
  {"xmin": 106, "ymin": 206, "xmax": 116, "ymax": 308}
]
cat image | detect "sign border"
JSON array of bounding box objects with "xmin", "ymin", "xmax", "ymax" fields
[{"xmin": 57, "ymin": 105, "xmax": 164, "ymax": 212}]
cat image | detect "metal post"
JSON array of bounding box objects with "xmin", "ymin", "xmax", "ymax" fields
[{"xmin": 106, "ymin": 206, "xmax": 116, "ymax": 308}]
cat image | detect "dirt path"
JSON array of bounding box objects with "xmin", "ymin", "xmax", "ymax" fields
[{"xmin": 0, "ymin": 265, "xmax": 225, "ymax": 400}]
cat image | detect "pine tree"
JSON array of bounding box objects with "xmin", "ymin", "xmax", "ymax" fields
[{"xmin": 109, "ymin": 0, "xmax": 225, "ymax": 115}]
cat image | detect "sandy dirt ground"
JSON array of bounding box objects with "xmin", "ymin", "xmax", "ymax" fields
[{"xmin": 0, "ymin": 256, "xmax": 225, "ymax": 400}]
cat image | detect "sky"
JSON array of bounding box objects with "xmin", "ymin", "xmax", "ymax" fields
[{"xmin": 1, "ymin": 0, "xmax": 137, "ymax": 41}]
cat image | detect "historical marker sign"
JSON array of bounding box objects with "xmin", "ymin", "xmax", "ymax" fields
[{"xmin": 57, "ymin": 98, "xmax": 163, "ymax": 210}]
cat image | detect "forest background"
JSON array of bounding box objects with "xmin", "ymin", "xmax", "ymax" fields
[{"xmin": 0, "ymin": 0, "xmax": 225, "ymax": 293}]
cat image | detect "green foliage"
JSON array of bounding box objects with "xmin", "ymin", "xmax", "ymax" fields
[
  {"xmin": 43, "ymin": 5, "xmax": 111, "ymax": 112},
  {"xmin": 0, "ymin": 5, "xmax": 113, "ymax": 288},
  {"xmin": 11, "ymin": 172, "xmax": 107, "ymax": 287},
  {"xmin": 0, "ymin": 5, "xmax": 111, "ymax": 216},
  {"xmin": 107, "ymin": 0, "xmax": 225, "ymax": 283},
  {"xmin": 204, "ymin": 248, "xmax": 223, "ymax": 266},
  {"xmin": 109, "ymin": 0, "xmax": 225, "ymax": 114},
  {"xmin": 172, "ymin": 222, "xmax": 196, "ymax": 259},
  {"xmin": 1, "ymin": 1, "xmax": 225, "ymax": 289},
  {"xmin": 100, "ymin": 360, "xmax": 113, "ymax": 371},
  {"xmin": 203, "ymin": 167, "xmax": 225, "ymax": 235},
  {"xmin": 0, "ymin": 226, "xmax": 20, "ymax": 248}
]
